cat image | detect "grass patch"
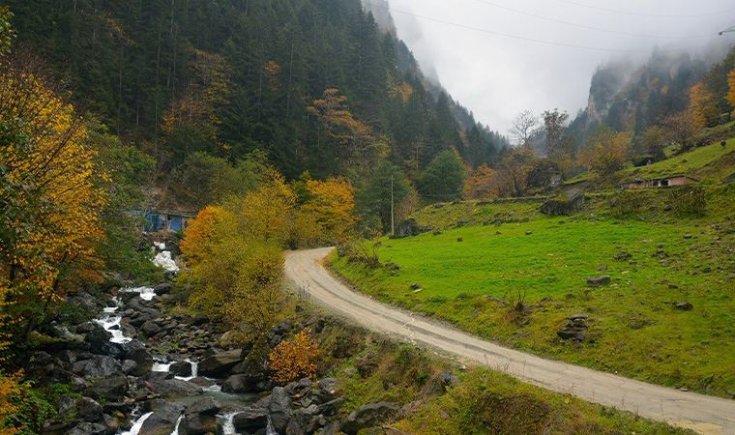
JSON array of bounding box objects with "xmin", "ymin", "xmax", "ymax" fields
[
  {"xmin": 330, "ymin": 214, "xmax": 735, "ymax": 397},
  {"xmin": 620, "ymin": 139, "xmax": 735, "ymax": 181}
]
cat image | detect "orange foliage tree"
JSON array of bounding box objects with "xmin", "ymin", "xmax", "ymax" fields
[
  {"xmin": 268, "ymin": 330, "xmax": 319, "ymax": 385},
  {"xmin": 463, "ymin": 166, "xmax": 500, "ymax": 200},
  {"xmin": 728, "ymin": 70, "xmax": 735, "ymax": 109},
  {"xmin": 0, "ymin": 60, "xmax": 106, "ymax": 339}
]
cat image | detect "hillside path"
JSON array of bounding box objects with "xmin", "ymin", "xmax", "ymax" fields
[{"xmin": 285, "ymin": 247, "xmax": 735, "ymax": 435}]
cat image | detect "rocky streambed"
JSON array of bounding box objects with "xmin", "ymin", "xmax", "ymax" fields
[{"xmin": 32, "ymin": 244, "xmax": 391, "ymax": 435}]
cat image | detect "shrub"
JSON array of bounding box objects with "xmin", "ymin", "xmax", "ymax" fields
[
  {"xmin": 667, "ymin": 186, "xmax": 707, "ymax": 217},
  {"xmin": 268, "ymin": 330, "xmax": 319, "ymax": 385},
  {"xmin": 608, "ymin": 190, "xmax": 647, "ymax": 218}
]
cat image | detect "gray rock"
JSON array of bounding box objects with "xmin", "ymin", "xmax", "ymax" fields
[
  {"xmin": 141, "ymin": 400, "xmax": 185, "ymax": 435},
  {"xmin": 269, "ymin": 387, "xmax": 293, "ymax": 432},
  {"xmin": 141, "ymin": 320, "xmax": 162, "ymax": 337},
  {"xmin": 675, "ymin": 301, "xmax": 694, "ymax": 311},
  {"xmin": 72, "ymin": 356, "xmax": 122, "ymax": 377},
  {"xmin": 87, "ymin": 376, "xmax": 128, "ymax": 401},
  {"xmin": 67, "ymin": 422, "xmax": 106, "ymax": 435},
  {"xmin": 81, "ymin": 323, "xmax": 112, "ymax": 346},
  {"xmin": 148, "ymin": 379, "xmax": 202, "ymax": 399},
  {"xmin": 614, "ymin": 252, "xmax": 632, "ymax": 261},
  {"xmin": 586, "ymin": 275, "xmax": 611, "ymax": 286},
  {"xmin": 185, "ymin": 396, "xmax": 220, "ymax": 416},
  {"xmin": 222, "ymin": 374, "xmax": 259, "ymax": 394},
  {"xmin": 77, "ymin": 397, "xmax": 103, "ymax": 423},
  {"xmin": 170, "ymin": 360, "xmax": 192, "ymax": 377},
  {"xmin": 122, "ymin": 343, "xmax": 153, "ymax": 376},
  {"xmin": 341, "ymin": 402, "xmax": 400, "ymax": 435},
  {"xmin": 233, "ymin": 407, "xmax": 268, "ymax": 432},
  {"xmin": 198, "ymin": 350, "xmax": 243, "ymax": 378},
  {"xmin": 318, "ymin": 378, "xmax": 339, "ymax": 397},
  {"xmin": 121, "ymin": 360, "xmax": 138, "ymax": 375}
]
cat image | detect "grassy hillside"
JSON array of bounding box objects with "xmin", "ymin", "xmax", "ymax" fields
[
  {"xmin": 620, "ymin": 138, "xmax": 735, "ymax": 181},
  {"xmin": 317, "ymin": 316, "xmax": 692, "ymax": 434},
  {"xmin": 330, "ymin": 138, "xmax": 735, "ymax": 398}
]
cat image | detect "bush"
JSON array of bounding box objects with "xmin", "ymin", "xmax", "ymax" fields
[
  {"xmin": 608, "ymin": 190, "xmax": 647, "ymax": 218},
  {"xmin": 268, "ymin": 330, "xmax": 319, "ymax": 385},
  {"xmin": 667, "ymin": 186, "xmax": 707, "ymax": 217}
]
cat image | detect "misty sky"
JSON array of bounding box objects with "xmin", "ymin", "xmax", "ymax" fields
[{"xmin": 384, "ymin": 0, "xmax": 735, "ymax": 136}]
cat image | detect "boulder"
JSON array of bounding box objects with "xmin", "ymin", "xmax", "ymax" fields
[
  {"xmin": 72, "ymin": 356, "xmax": 122, "ymax": 378},
  {"xmin": 186, "ymin": 396, "xmax": 220, "ymax": 416},
  {"xmin": 222, "ymin": 374, "xmax": 259, "ymax": 394},
  {"xmin": 170, "ymin": 361, "xmax": 193, "ymax": 378},
  {"xmin": 540, "ymin": 193, "xmax": 585, "ymax": 216},
  {"xmin": 186, "ymin": 413, "xmax": 216, "ymax": 434},
  {"xmin": 586, "ymin": 275, "xmax": 611, "ymax": 286},
  {"xmin": 81, "ymin": 323, "xmax": 113, "ymax": 346},
  {"xmin": 122, "ymin": 344, "xmax": 153, "ymax": 376},
  {"xmin": 232, "ymin": 407, "xmax": 268, "ymax": 433},
  {"xmin": 87, "ymin": 376, "xmax": 128, "ymax": 401},
  {"xmin": 77, "ymin": 397, "xmax": 104, "ymax": 423},
  {"xmin": 392, "ymin": 219, "xmax": 428, "ymax": 239},
  {"xmin": 198, "ymin": 350, "xmax": 243, "ymax": 378},
  {"xmin": 147, "ymin": 379, "xmax": 202, "ymax": 399},
  {"xmin": 269, "ymin": 387, "xmax": 293, "ymax": 433},
  {"xmin": 556, "ymin": 315, "xmax": 588, "ymax": 342},
  {"xmin": 614, "ymin": 252, "xmax": 632, "ymax": 261},
  {"xmin": 141, "ymin": 320, "xmax": 162, "ymax": 337},
  {"xmin": 154, "ymin": 282, "xmax": 174, "ymax": 295},
  {"xmin": 121, "ymin": 360, "xmax": 138, "ymax": 375},
  {"xmin": 140, "ymin": 400, "xmax": 185, "ymax": 435},
  {"xmin": 341, "ymin": 402, "xmax": 400, "ymax": 435},
  {"xmin": 67, "ymin": 422, "xmax": 107, "ymax": 435},
  {"xmin": 675, "ymin": 301, "xmax": 694, "ymax": 311}
]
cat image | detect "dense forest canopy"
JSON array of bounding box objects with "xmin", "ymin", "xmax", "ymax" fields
[{"xmin": 8, "ymin": 0, "xmax": 507, "ymax": 187}]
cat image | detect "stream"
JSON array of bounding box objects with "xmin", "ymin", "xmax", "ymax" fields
[{"xmin": 90, "ymin": 244, "xmax": 258, "ymax": 435}]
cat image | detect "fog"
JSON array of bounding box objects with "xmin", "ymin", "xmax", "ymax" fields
[{"xmin": 381, "ymin": 0, "xmax": 735, "ymax": 133}]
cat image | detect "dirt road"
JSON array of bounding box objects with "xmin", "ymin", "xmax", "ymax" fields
[{"xmin": 285, "ymin": 247, "xmax": 735, "ymax": 435}]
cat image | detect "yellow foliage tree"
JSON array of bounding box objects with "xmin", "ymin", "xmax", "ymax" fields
[
  {"xmin": 689, "ymin": 82, "xmax": 718, "ymax": 130},
  {"xmin": 0, "ymin": 61, "xmax": 106, "ymax": 337},
  {"xmin": 301, "ymin": 178, "xmax": 356, "ymax": 244},
  {"xmin": 728, "ymin": 70, "xmax": 735, "ymax": 109},
  {"xmin": 180, "ymin": 205, "xmax": 232, "ymax": 265},
  {"xmin": 268, "ymin": 330, "xmax": 319, "ymax": 385},
  {"xmin": 578, "ymin": 128, "xmax": 631, "ymax": 175}
]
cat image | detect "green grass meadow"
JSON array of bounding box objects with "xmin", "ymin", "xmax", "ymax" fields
[{"xmin": 331, "ymin": 214, "xmax": 735, "ymax": 397}]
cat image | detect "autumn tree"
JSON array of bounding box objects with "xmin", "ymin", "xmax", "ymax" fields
[
  {"xmin": 268, "ymin": 330, "xmax": 319, "ymax": 385},
  {"xmin": 463, "ymin": 165, "xmax": 500, "ymax": 199},
  {"xmin": 728, "ymin": 70, "xmax": 735, "ymax": 109},
  {"xmin": 578, "ymin": 127, "xmax": 631, "ymax": 175},
  {"xmin": 307, "ymin": 88, "xmax": 383, "ymax": 170},
  {"xmin": 298, "ymin": 178, "xmax": 356, "ymax": 245},
  {"xmin": 689, "ymin": 82, "xmax": 718, "ymax": 130},
  {"xmin": 662, "ymin": 111, "xmax": 696, "ymax": 150},
  {"xmin": 639, "ymin": 126, "xmax": 667, "ymax": 160},
  {"xmin": 0, "ymin": 58, "xmax": 106, "ymax": 342},
  {"xmin": 496, "ymin": 146, "xmax": 535, "ymax": 197}
]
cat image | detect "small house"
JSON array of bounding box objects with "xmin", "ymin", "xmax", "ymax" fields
[
  {"xmin": 130, "ymin": 210, "xmax": 195, "ymax": 232},
  {"xmin": 620, "ymin": 175, "xmax": 698, "ymax": 190}
]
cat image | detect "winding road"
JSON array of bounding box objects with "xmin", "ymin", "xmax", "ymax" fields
[{"xmin": 285, "ymin": 247, "xmax": 735, "ymax": 435}]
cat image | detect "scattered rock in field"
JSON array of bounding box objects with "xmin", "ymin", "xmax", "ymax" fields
[
  {"xmin": 384, "ymin": 262, "xmax": 400, "ymax": 273},
  {"xmin": 432, "ymin": 230, "xmax": 442, "ymax": 236},
  {"xmin": 614, "ymin": 252, "xmax": 632, "ymax": 261},
  {"xmin": 675, "ymin": 301, "xmax": 693, "ymax": 311},
  {"xmin": 684, "ymin": 233, "xmax": 693, "ymax": 239},
  {"xmin": 586, "ymin": 276, "xmax": 611, "ymax": 286},
  {"xmin": 668, "ymin": 283, "xmax": 679, "ymax": 289},
  {"xmin": 525, "ymin": 230, "xmax": 533, "ymax": 236},
  {"xmin": 495, "ymin": 231, "xmax": 502, "ymax": 235},
  {"xmin": 392, "ymin": 219, "xmax": 429, "ymax": 239},
  {"xmin": 341, "ymin": 402, "xmax": 400, "ymax": 435},
  {"xmin": 556, "ymin": 315, "xmax": 588, "ymax": 342},
  {"xmin": 702, "ymin": 266, "xmax": 712, "ymax": 274},
  {"xmin": 540, "ymin": 193, "xmax": 585, "ymax": 216},
  {"xmin": 409, "ymin": 283, "xmax": 422, "ymax": 291},
  {"xmin": 457, "ymin": 237, "xmax": 463, "ymax": 242},
  {"xmin": 597, "ymin": 265, "xmax": 608, "ymax": 272}
]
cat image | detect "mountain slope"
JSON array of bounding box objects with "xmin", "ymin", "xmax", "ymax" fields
[{"xmin": 8, "ymin": 0, "xmax": 506, "ymax": 179}]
